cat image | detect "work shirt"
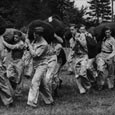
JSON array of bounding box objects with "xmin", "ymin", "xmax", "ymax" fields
[
  {"xmin": 100, "ymin": 36, "xmax": 115, "ymax": 59},
  {"xmin": 69, "ymin": 33, "xmax": 80, "ymax": 49},
  {"xmin": 74, "ymin": 33, "xmax": 88, "ymax": 56},
  {"xmin": 31, "ymin": 37, "xmax": 49, "ymax": 66},
  {"xmin": 102, "ymin": 36, "xmax": 115, "ymax": 53},
  {"xmin": 0, "ymin": 36, "xmax": 5, "ymax": 59},
  {"xmin": 0, "ymin": 36, "xmax": 8, "ymax": 66}
]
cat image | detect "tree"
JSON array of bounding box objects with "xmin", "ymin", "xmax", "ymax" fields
[
  {"xmin": 87, "ymin": 0, "xmax": 111, "ymax": 25},
  {"xmin": 0, "ymin": 0, "xmax": 19, "ymax": 27},
  {"xmin": 0, "ymin": 0, "xmax": 87, "ymax": 28}
]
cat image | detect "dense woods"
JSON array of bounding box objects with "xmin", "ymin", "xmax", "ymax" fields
[{"xmin": 0, "ymin": 0, "xmax": 87, "ymax": 28}]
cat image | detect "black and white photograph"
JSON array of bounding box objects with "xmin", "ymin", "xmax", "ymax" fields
[{"xmin": 0, "ymin": 0, "xmax": 115, "ymax": 115}]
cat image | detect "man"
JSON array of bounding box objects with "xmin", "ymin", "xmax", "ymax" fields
[
  {"xmin": 79, "ymin": 24, "xmax": 97, "ymax": 87},
  {"xmin": 67, "ymin": 24, "xmax": 89, "ymax": 94},
  {"xmin": 0, "ymin": 17, "xmax": 14, "ymax": 107},
  {"xmin": 2, "ymin": 30, "xmax": 26, "ymax": 96},
  {"xmin": 79, "ymin": 24, "xmax": 97, "ymax": 58},
  {"xmin": 96, "ymin": 27, "xmax": 115, "ymax": 90},
  {"xmin": 27, "ymin": 26, "xmax": 54, "ymax": 107},
  {"xmin": 67, "ymin": 24, "xmax": 79, "ymax": 74},
  {"xmin": 52, "ymin": 43, "xmax": 66, "ymax": 96}
]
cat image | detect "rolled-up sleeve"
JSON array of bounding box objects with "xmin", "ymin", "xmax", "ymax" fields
[{"xmin": 34, "ymin": 45, "xmax": 47, "ymax": 57}]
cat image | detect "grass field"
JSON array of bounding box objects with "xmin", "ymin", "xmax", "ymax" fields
[
  {"xmin": 1, "ymin": 48, "xmax": 115, "ymax": 115},
  {"xmin": 0, "ymin": 69, "xmax": 115, "ymax": 115}
]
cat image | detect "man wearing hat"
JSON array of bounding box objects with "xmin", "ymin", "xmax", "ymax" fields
[
  {"xmin": 26, "ymin": 26, "xmax": 54, "ymax": 107},
  {"xmin": 2, "ymin": 30, "xmax": 26, "ymax": 97},
  {"xmin": 0, "ymin": 16, "xmax": 14, "ymax": 107}
]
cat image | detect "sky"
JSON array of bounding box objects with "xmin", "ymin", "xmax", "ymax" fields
[
  {"xmin": 74, "ymin": 0, "xmax": 115, "ymax": 14},
  {"xmin": 74, "ymin": 0, "xmax": 89, "ymax": 9}
]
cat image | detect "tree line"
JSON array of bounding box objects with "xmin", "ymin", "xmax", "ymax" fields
[{"xmin": 0, "ymin": 0, "xmax": 112, "ymax": 29}]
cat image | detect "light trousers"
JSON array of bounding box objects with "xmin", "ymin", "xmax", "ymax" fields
[{"xmin": 27, "ymin": 61, "xmax": 55, "ymax": 105}]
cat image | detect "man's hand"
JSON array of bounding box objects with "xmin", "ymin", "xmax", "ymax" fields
[
  {"xmin": 25, "ymin": 38, "xmax": 30, "ymax": 45},
  {"xmin": 105, "ymin": 57, "xmax": 112, "ymax": 64},
  {"xmin": 19, "ymin": 44, "xmax": 25, "ymax": 49}
]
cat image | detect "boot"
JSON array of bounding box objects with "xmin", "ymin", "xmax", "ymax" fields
[
  {"xmin": 107, "ymin": 78, "xmax": 114, "ymax": 89},
  {"xmin": 76, "ymin": 77, "xmax": 86, "ymax": 94}
]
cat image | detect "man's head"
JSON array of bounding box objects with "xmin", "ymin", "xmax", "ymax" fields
[
  {"xmin": 33, "ymin": 26, "xmax": 44, "ymax": 41},
  {"xmin": 13, "ymin": 31, "xmax": 22, "ymax": 42},
  {"xmin": 104, "ymin": 27, "xmax": 111, "ymax": 38},
  {"xmin": 55, "ymin": 44, "xmax": 62, "ymax": 55},
  {"xmin": 79, "ymin": 24, "xmax": 86, "ymax": 33},
  {"xmin": 69, "ymin": 24, "xmax": 78, "ymax": 35}
]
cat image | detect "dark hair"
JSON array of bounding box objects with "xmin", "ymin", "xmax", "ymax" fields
[
  {"xmin": 52, "ymin": 15, "xmax": 61, "ymax": 20},
  {"xmin": 14, "ymin": 31, "xmax": 22, "ymax": 37},
  {"xmin": 34, "ymin": 31, "xmax": 43, "ymax": 37},
  {"xmin": 69, "ymin": 24, "xmax": 78, "ymax": 29},
  {"xmin": 104, "ymin": 26, "xmax": 111, "ymax": 33},
  {"xmin": 13, "ymin": 31, "xmax": 23, "ymax": 43},
  {"xmin": 79, "ymin": 24, "xmax": 86, "ymax": 29},
  {"xmin": 101, "ymin": 26, "xmax": 112, "ymax": 41}
]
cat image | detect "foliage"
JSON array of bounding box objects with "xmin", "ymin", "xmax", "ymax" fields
[
  {"xmin": 0, "ymin": 0, "xmax": 87, "ymax": 28},
  {"xmin": 87, "ymin": 0, "xmax": 111, "ymax": 25}
]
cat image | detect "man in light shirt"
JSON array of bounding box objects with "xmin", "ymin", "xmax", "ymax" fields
[
  {"xmin": 96, "ymin": 27, "xmax": 115, "ymax": 90},
  {"xmin": 68, "ymin": 24, "xmax": 89, "ymax": 94}
]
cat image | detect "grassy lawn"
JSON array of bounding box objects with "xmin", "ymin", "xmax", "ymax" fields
[{"xmin": 0, "ymin": 69, "xmax": 115, "ymax": 115}]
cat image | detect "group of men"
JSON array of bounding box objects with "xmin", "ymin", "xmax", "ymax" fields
[
  {"xmin": 67, "ymin": 24, "xmax": 115, "ymax": 94},
  {"xmin": 0, "ymin": 16, "xmax": 115, "ymax": 109},
  {"xmin": 0, "ymin": 19, "xmax": 66, "ymax": 108}
]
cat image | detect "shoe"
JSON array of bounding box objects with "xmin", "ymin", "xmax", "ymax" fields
[
  {"xmin": 79, "ymin": 88, "xmax": 86, "ymax": 94},
  {"xmin": 107, "ymin": 79, "xmax": 114, "ymax": 89},
  {"xmin": 5, "ymin": 102, "xmax": 14, "ymax": 108},
  {"xmin": 45, "ymin": 101, "xmax": 55, "ymax": 106},
  {"xmin": 27, "ymin": 101, "xmax": 37, "ymax": 108}
]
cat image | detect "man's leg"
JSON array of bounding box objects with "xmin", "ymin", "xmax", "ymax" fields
[
  {"xmin": 41, "ymin": 59, "xmax": 57, "ymax": 104},
  {"xmin": 107, "ymin": 60, "xmax": 115, "ymax": 89},
  {"xmin": 0, "ymin": 71, "xmax": 14, "ymax": 106},
  {"xmin": 96, "ymin": 57, "xmax": 108, "ymax": 90},
  {"xmin": 27, "ymin": 64, "xmax": 47, "ymax": 107},
  {"xmin": 87, "ymin": 58, "xmax": 97, "ymax": 83},
  {"xmin": 80, "ymin": 56, "xmax": 91, "ymax": 91},
  {"xmin": 24, "ymin": 59, "xmax": 33, "ymax": 78},
  {"xmin": 74, "ymin": 57, "xmax": 87, "ymax": 94}
]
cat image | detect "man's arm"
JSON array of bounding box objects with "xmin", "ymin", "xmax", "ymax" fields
[
  {"xmin": 107, "ymin": 38, "xmax": 115, "ymax": 59},
  {"xmin": 2, "ymin": 37, "xmax": 24, "ymax": 50},
  {"xmin": 54, "ymin": 33, "xmax": 63, "ymax": 43},
  {"xmin": 107, "ymin": 46, "xmax": 115, "ymax": 60},
  {"xmin": 35, "ymin": 45, "xmax": 47, "ymax": 57},
  {"xmin": 76, "ymin": 34, "xmax": 87, "ymax": 47},
  {"xmin": 27, "ymin": 38, "xmax": 47, "ymax": 58},
  {"xmin": 28, "ymin": 44, "xmax": 47, "ymax": 58}
]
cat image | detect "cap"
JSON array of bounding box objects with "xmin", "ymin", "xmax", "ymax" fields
[{"xmin": 34, "ymin": 26, "xmax": 44, "ymax": 33}]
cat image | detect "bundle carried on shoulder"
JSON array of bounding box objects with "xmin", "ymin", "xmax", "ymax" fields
[{"xmin": 28, "ymin": 19, "xmax": 55, "ymax": 44}]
